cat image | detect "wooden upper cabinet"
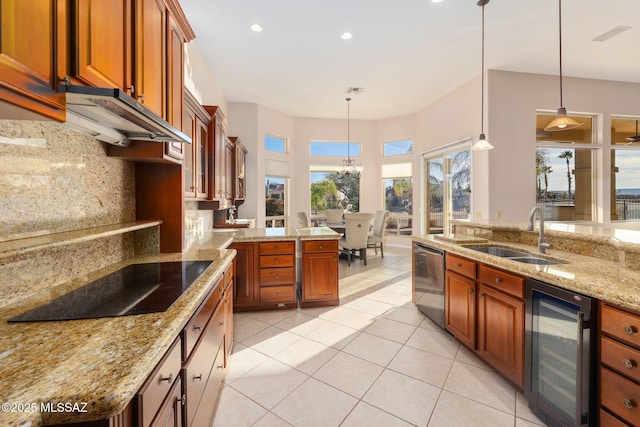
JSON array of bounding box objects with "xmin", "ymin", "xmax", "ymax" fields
[
  {"xmin": 166, "ymin": 13, "xmax": 185, "ymax": 159},
  {"xmin": 73, "ymin": 0, "xmax": 132, "ymax": 92},
  {"xmin": 204, "ymin": 106, "xmax": 230, "ymax": 207},
  {"xmin": 229, "ymin": 137, "xmax": 248, "ymax": 201},
  {"xmin": 135, "ymin": 0, "xmax": 166, "ymax": 119},
  {"xmin": 0, "ymin": 0, "xmax": 65, "ymax": 121}
]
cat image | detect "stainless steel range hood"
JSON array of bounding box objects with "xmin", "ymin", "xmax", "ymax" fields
[{"xmin": 61, "ymin": 84, "xmax": 191, "ymax": 147}]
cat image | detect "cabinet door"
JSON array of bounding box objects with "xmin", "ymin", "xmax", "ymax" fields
[
  {"xmin": 213, "ymin": 119, "xmax": 226, "ymax": 200},
  {"xmin": 445, "ymin": 271, "xmax": 476, "ymax": 349},
  {"xmin": 236, "ymin": 142, "xmax": 247, "ymax": 199},
  {"xmin": 224, "ymin": 139, "xmax": 234, "ymax": 200},
  {"xmin": 135, "ymin": 0, "xmax": 166, "ymax": 118},
  {"xmin": 476, "ymin": 283, "xmax": 524, "ymax": 388},
  {"xmin": 75, "ymin": 0, "xmax": 132, "ymax": 91},
  {"xmin": 302, "ymin": 252, "xmax": 338, "ymax": 303},
  {"xmin": 231, "ymin": 243, "xmax": 256, "ymax": 307},
  {"xmin": 0, "ymin": 0, "xmax": 64, "ymax": 120},
  {"xmin": 195, "ymin": 119, "xmax": 209, "ymax": 199},
  {"xmin": 150, "ymin": 377, "xmax": 182, "ymax": 427},
  {"xmin": 183, "ymin": 106, "xmax": 196, "ymax": 198},
  {"xmin": 165, "ymin": 14, "xmax": 185, "ymax": 160}
]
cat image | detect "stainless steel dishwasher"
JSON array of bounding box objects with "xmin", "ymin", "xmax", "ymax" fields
[{"xmin": 412, "ymin": 243, "xmax": 445, "ymax": 329}]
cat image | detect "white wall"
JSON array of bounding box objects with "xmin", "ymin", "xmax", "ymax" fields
[{"xmin": 184, "ymin": 42, "xmax": 228, "ymax": 110}]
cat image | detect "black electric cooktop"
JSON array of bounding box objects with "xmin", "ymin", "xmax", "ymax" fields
[{"xmin": 8, "ymin": 261, "xmax": 213, "ymax": 322}]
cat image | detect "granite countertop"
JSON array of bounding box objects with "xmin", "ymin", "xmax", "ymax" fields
[
  {"xmin": 413, "ymin": 229, "xmax": 640, "ymax": 313},
  {"xmin": 0, "ymin": 231, "xmax": 235, "ymax": 426},
  {"xmin": 212, "ymin": 226, "xmax": 341, "ymax": 242}
]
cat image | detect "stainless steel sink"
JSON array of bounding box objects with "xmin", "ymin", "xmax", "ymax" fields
[{"xmin": 466, "ymin": 245, "xmax": 564, "ymax": 265}]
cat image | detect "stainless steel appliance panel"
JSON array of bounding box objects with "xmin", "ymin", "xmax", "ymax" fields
[{"xmin": 413, "ymin": 243, "xmax": 445, "ymax": 329}]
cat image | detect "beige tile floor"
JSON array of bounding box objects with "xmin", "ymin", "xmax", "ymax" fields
[{"xmin": 212, "ymin": 246, "xmax": 546, "ymax": 427}]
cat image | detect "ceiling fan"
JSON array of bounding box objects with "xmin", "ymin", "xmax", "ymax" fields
[{"xmin": 626, "ymin": 120, "xmax": 640, "ymax": 143}]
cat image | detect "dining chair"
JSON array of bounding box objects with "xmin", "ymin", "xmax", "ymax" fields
[
  {"xmin": 339, "ymin": 212, "xmax": 373, "ymax": 266},
  {"xmin": 297, "ymin": 211, "xmax": 310, "ymax": 227},
  {"xmin": 367, "ymin": 210, "xmax": 390, "ymax": 257},
  {"xmin": 325, "ymin": 209, "xmax": 344, "ymax": 225}
]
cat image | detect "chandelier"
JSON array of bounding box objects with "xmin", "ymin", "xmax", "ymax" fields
[{"xmin": 336, "ymin": 97, "xmax": 362, "ymax": 179}]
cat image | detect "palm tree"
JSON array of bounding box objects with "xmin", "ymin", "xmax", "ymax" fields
[
  {"xmin": 536, "ymin": 150, "xmax": 552, "ymax": 200},
  {"xmin": 558, "ymin": 150, "xmax": 573, "ymax": 199}
]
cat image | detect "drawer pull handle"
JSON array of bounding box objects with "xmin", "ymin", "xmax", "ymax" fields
[
  {"xmin": 217, "ymin": 364, "xmax": 224, "ymax": 369},
  {"xmin": 624, "ymin": 325, "xmax": 637, "ymax": 335},
  {"xmin": 623, "ymin": 399, "xmax": 635, "ymax": 409},
  {"xmin": 623, "ymin": 358, "xmax": 636, "ymax": 369},
  {"xmin": 275, "ymin": 246, "xmax": 279, "ymax": 252},
  {"xmin": 177, "ymin": 393, "xmax": 186, "ymax": 406},
  {"xmin": 193, "ymin": 325, "xmax": 201, "ymax": 332},
  {"xmin": 495, "ymin": 278, "xmax": 502, "ymax": 284},
  {"xmin": 220, "ymin": 321, "xmax": 224, "ymax": 326},
  {"xmin": 193, "ymin": 374, "xmax": 202, "ymax": 381},
  {"xmin": 468, "ymin": 289, "xmax": 474, "ymax": 295},
  {"xmin": 275, "ymin": 259, "xmax": 279, "ymax": 265},
  {"xmin": 479, "ymin": 292, "xmax": 485, "ymax": 297},
  {"xmin": 456, "ymin": 263, "xmax": 462, "ymax": 268},
  {"xmin": 159, "ymin": 373, "xmax": 173, "ymax": 383},
  {"xmin": 320, "ymin": 244, "xmax": 324, "ymax": 249}
]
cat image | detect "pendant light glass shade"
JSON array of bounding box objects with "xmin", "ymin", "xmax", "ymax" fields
[
  {"xmin": 336, "ymin": 97, "xmax": 362, "ymax": 179},
  {"xmin": 472, "ymin": 0, "xmax": 493, "ymax": 151},
  {"xmin": 545, "ymin": 0, "xmax": 582, "ymax": 132},
  {"xmin": 544, "ymin": 107, "xmax": 582, "ymax": 131}
]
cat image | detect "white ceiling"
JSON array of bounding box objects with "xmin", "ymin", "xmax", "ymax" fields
[{"xmin": 180, "ymin": 0, "xmax": 640, "ymax": 120}]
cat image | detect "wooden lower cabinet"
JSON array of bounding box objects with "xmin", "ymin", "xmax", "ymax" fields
[
  {"xmin": 300, "ymin": 240, "xmax": 339, "ymax": 307},
  {"xmin": 444, "ymin": 253, "xmax": 525, "ymax": 389},
  {"xmin": 476, "ymin": 283, "xmax": 524, "ymax": 387},
  {"xmin": 151, "ymin": 377, "xmax": 183, "ymax": 427},
  {"xmin": 599, "ymin": 302, "xmax": 640, "ymax": 426},
  {"xmin": 445, "ymin": 270, "xmax": 476, "ymax": 349},
  {"xmin": 231, "ymin": 240, "xmax": 297, "ymax": 311}
]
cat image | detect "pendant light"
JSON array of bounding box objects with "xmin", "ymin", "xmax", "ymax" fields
[
  {"xmin": 336, "ymin": 97, "xmax": 362, "ymax": 179},
  {"xmin": 544, "ymin": 0, "xmax": 582, "ymax": 132},
  {"xmin": 471, "ymin": 0, "xmax": 494, "ymax": 151}
]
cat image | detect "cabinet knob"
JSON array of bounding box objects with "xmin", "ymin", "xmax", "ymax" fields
[
  {"xmin": 320, "ymin": 244, "xmax": 324, "ymax": 249},
  {"xmin": 220, "ymin": 321, "xmax": 224, "ymax": 326},
  {"xmin": 193, "ymin": 374, "xmax": 202, "ymax": 381},
  {"xmin": 495, "ymin": 278, "xmax": 502, "ymax": 284},
  {"xmin": 456, "ymin": 263, "xmax": 462, "ymax": 268},
  {"xmin": 479, "ymin": 292, "xmax": 485, "ymax": 297},
  {"xmin": 128, "ymin": 85, "xmax": 135, "ymax": 95},
  {"xmin": 275, "ymin": 259, "xmax": 279, "ymax": 265},
  {"xmin": 177, "ymin": 393, "xmax": 186, "ymax": 406},
  {"xmin": 623, "ymin": 358, "xmax": 636, "ymax": 369},
  {"xmin": 139, "ymin": 93, "xmax": 145, "ymax": 102},
  {"xmin": 275, "ymin": 246, "xmax": 279, "ymax": 252},
  {"xmin": 159, "ymin": 373, "xmax": 173, "ymax": 383},
  {"xmin": 623, "ymin": 399, "xmax": 635, "ymax": 409},
  {"xmin": 468, "ymin": 289, "xmax": 474, "ymax": 295},
  {"xmin": 623, "ymin": 325, "xmax": 637, "ymax": 335}
]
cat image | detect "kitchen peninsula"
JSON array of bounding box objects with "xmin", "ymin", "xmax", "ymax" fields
[{"xmin": 0, "ymin": 225, "xmax": 340, "ymax": 427}]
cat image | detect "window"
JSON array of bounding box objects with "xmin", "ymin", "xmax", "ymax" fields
[
  {"xmin": 309, "ymin": 171, "xmax": 360, "ymax": 224},
  {"xmin": 381, "ymin": 163, "xmax": 413, "ymax": 235},
  {"xmin": 424, "ymin": 148, "xmax": 471, "ymax": 234},
  {"xmin": 383, "ymin": 139, "xmax": 413, "ymax": 156},
  {"xmin": 310, "ymin": 141, "xmax": 361, "ymax": 157},
  {"xmin": 265, "ymin": 135, "xmax": 286, "ymax": 153},
  {"xmin": 611, "ymin": 117, "xmax": 640, "ymax": 221},
  {"xmin": 535, "ymin": 113, "xmax": 595, "ymax": 221},
  {"xmin": 265, "ymin": 176, "xmax": 286, "ymax": 227}
]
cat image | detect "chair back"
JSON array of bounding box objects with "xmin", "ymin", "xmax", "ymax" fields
[
  {"xmin": 297, "ymin": 211, "xmax": 310, "ymax": 227},
  {"xmin": 344, "ymin": 213, "xmax": 373, "ymax": 248},
  {"xmin": 372, "ymin": 210, "xmax": 390, "ymax": 238},
  {"xmin": 325, "ymin": 209, "xmax": 344, "ymax": 224}
]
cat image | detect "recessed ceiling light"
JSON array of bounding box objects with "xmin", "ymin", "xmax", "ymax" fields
[
  {"xmin": 432, "ymin": 0, "xmax": 444, "ymax": 3},
  {"xmin": 341, "ymin": 32, "xmax": 352, "ymax": 40},
  {"xmin": 250, "ymin": 23, "xmax": 263, "ymax": 32}
]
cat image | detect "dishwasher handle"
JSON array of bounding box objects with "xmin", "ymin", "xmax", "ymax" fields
[{"xmin": 414, "ymin": 243, "xmax": 444, "ymax": 257}]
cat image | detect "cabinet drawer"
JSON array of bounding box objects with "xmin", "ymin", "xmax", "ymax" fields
[
  {"xmin": 137, "ymin": 337, "xmax": 182, "ymax": 427},
  {"xmin": 259, "ymin": 285, "xmax": 295, "ymax": 304},
  {"xmin": 446, "ymin": 254, "xmax": 476, "ymax": 279},
  {"xmin": 260, "ymin": 241, "xmax": 295, "ymax": 255},
  {"xmin": 260, "ymin": 267, "xmax": 295, "ymax": 286},
  {"xmin": 601, "ymin": 336, "xmax": 640, "ymax": 383},
  {"xmin": 259, "ymin": 254, "xmax": 295, "ymax": 268},
  {"xmin": 184, "ymin": 305, "xmax": 224, "ymax": 426},
  {"xmin": 190, "ymin": 343, "xmax": 225, "ymax": 427},
  {"xmin": 600, "ymin": 367, "xmax": 640, "ymax": 425},
  {"xmin": 477, "ymin": 264, "xmax": 524, "ymax": 299},
  {"xmin": 303, "ymin": 240, "xmax": 338, "ymax": 253},
  {"xmin": 600, "ymin": 409, "xmax": 630, "ymax": 427},
  {"xmin": 182, "ymin": 277, "xmax": 223, "ymax": 361},
  {"xmin": 601, "ymin": 303, "xmax": 640, "ymax": 348}
]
